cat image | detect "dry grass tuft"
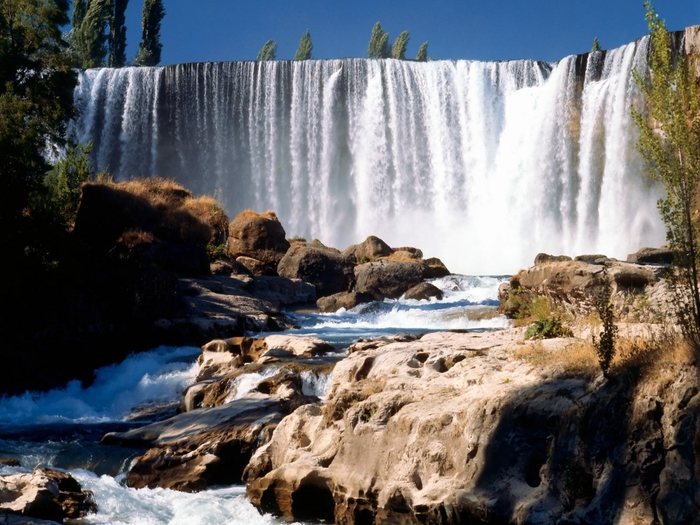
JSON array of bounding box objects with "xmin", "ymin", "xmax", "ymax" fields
[
  {"xmin": 117, "ymin": 229, "xmax": 155, "ymax": 249},
  {"xmin": 513, "ymin": 339, "xmax": 598, "ymax": 377}
]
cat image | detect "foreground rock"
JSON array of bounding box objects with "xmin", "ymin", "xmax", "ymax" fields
[
  {"xmin": 354, "ymin": 260, "xmax": 425, "ymax": 300},
  {"xmin": 244, "ymin": 330, "xmax": 700, "ymax": 524},
  {"xmin": 0, "ymin": 469, "xmax": 95, "ymax": 523}
]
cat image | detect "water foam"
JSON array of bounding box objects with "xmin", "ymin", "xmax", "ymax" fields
[{"xmin": 0, "ymin": 346, "xmax": 200, "ymax": 425}]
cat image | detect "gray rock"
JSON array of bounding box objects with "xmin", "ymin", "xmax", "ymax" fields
[
  {"xmin": 626, "ymin": 247, "xmax": 674, "ymax": 265},
  {"xmin": 277, "ymin": 241, "xmax": 355, "ymax": 297},
  {"xmin": 403, "ymin": 282, "xmax": 443, "ymax": 301},
  {"xmin": 354, "ymin": 260, "xmax": 424, "ymax": 299}
]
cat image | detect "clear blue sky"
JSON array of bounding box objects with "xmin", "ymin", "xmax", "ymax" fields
[{"xmin": 118, "ymin": 0, "xmax": 698, "ymax": 65}]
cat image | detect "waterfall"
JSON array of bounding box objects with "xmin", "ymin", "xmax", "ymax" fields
[{"xmin": 70, "ymin": 38, "xmax": 665, "ymax": 274}]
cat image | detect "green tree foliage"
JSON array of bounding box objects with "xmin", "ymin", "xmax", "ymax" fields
[
  {"xmin": 367, "ymin": 21, "xmax": 390, "ymax": 58},
  {"xmin": 391, "ymin": 30, "xmax": 410, "ymax": 60},
  {"xmin": 632, "ymin": 1, "xmax": 700, "ymax": 348},
  {"xmin": 70, "ymin": 0, "xmax": 113, "ymax": 68},
  {"xmin": 415, "ymin": 41, "xmax": 428, "ymax": 62},
  {"xmin": 591, "ymin": 37, "xmax": 601, "ymax": 52},
  {"xmin": 108, "ymin": 0, "xmax": 128, "ymax": 67},
  {"xmin": 257, "ymin": 39, "xmax": 277, "ymax": 61},
  {"xmin": 294, "ymin": 29, "xmax": 312, "ymax": 61},
  {"xmin": 0, "ymin": 0, "xmax": 77, "ymax": 259},
  {"xmin": 134, "ymin": 0, "xmax": 164, "ymax": 66},
  {"xmin": 591, "ymin": 266, "xmax": 617, "ymax": 377},
  {"xmin": 44, "ymin": 143, "xmax": 95, "ymax": 228}
]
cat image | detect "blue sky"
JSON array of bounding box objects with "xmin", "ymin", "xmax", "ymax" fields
[{"xmin": 118, "ymin": 0, "xmax": 698, "ymax": 65}]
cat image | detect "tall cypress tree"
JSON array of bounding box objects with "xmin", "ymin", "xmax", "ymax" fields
[
  {"xmin": 391, "ymin": 30, "xmax": 410, "ymax": 60},
  {"xmin": 257, "ymin": 39, "xmax": 278, "ymax": 61},
  {"xmin": 134, "ymin": 0, "xmax": 165, "ymax": 66},
  {"xmin": 415, "ymin": 41, "xmax": 428, "ymax": 62},
  {"xmin": 70, "ymin": 0, "xmax": 113, "ymax": 68},
  {"xmin": 108, "ymin": 0, "xmax": 128, "ymax": 67},
  {"xmin": 294, "ymin": 30, "xmax": 312, "ymax": 61},
  {"xmin": 368, "ymin": 21, "xmax": 390, "ymax": 59}
]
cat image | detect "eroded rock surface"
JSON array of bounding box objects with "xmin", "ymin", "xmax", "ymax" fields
[
  {"xmin": 227, "ymin": 210, "xmax": 290, "ymax": 273},
  {"xmin": 243, "ymin": 330, "xmax": 700, "ymax": 525}
]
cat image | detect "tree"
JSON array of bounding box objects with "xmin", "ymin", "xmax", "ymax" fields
[
  {"xmin": 70, "ymin": 0, "xmax": 113, "ymax": 68},
  {"xmin": 632, "ymin": 1, "xmax": 700, "ymax": 348},
  {"xmin": 391, "ymin": 30, "xmax": 409, "ymax": 60},
  {"xmin": 415, "ymin": 41, "xmax": 428, "ymax": 62},
  {"xmin": 257, "ymin": 39, "xmax": 277, "ymax": 61},
  {"xmin": 367, "ymin": 21, "xmax": 390, "ymax": 58},
  {"xmin": 591, "ymin": 37, "xmax": 601, "ymax": 52},
  {"xmin": 294, "ymin": 29, "xmax": 312, "ymax": 61},
  {"xmin": 108, "ymin": 0, "xmax": 128, "ymax": 67},
  {"xmin": 134, "ymin": 0, "xmax": 164, "ymax": 66},
  {"xmin": 0, "ymin": 0, "xmax": 77, "ymax": 262}
]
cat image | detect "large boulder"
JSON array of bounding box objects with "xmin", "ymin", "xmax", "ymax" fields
[
  {"xmin": 354, "ymin": 260, "xmax": 425, "ymax": 300},
  {"xmin": 277, "ymin": 241, "xmax": 355, "ymax": 297},
  {"xmin": 342, "ymin": 236, "xmax": 393, "ymax": 263},
  {"xmin": 626, "ymin": 247, "xmax": 674, "ymax": 265},
  {"xmin": 227, "ymin": 210, "xmax": 290, "ymax": 274},
  {"xmin": 0, "ymin": 469, "xmax": 95, "ymax": 523},
  {"xmin": 316, "ymin": 291, "xmax": 375, "ymax": 313},
  {"xmin": 403, "ymin": 282, "xmax": 443, "ymax": 301}
]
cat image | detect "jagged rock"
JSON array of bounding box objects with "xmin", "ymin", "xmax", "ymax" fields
[
  {"xmin": 316, "ymin": 291, "xmax": 375, "ymax": 313},
  {"xmin": 626, "ymin": 247, "xmax": 674, "ymax": 265},
  {"xmin": 196, "ymin": 337, "xmax": 269, "ymax": 381},
  {"xmin": 0, "ymin": 469, "xmax": 95, "ymax": 523},
  {"xmin": 263, "ymin": 335, "xmax": 335, "ymax": 358},
  {"xmin": 236, "ymin": 256, "xmax": 276, "ymax": 276},
  {"xmin": 574, "ymin": 254, "xmax": 611, "ymax": 265},
  {"xmin": 391, "ymin": 246, "xmax": 423, "ymax": 259},
  {"xmin": 354, "ymin": 260, "xmax": 424, "ymax": 300},
  {"xmin": 244, "ymin": 331, "xmax": 700, "ymax": 524},
  {"xmin": 421, "ymin": 257, "xmax": 451, "ymax": 278},
  {"xmin": 403, "ymin": 282, "xmax": 443, "ymax": 301},
  {"xmin": 277, "ymin": 241, "xmax": 355, "ymax": 297},
  {"xmin": 227, "ymin": 210, "xmax": 290, "ymax": 272},
  {"xmin": 533, "ymin": 253, "xmax": 573, "ymax": 265},
  {"xmin": 342, "ymin": 236, "xmax": 393, "ymax": 263}
]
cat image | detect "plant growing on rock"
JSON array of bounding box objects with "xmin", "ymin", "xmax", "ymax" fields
[
  {"xmin": 592, "ymin": 266, "xmax": 618, "ymax": 377},
  {"xmin": 523, "ymin": 296, "xmax": 573, "ymax": 340},
  {"xmin": 632, "ymin": 1, "xmax": 700, "ymax": 349}
]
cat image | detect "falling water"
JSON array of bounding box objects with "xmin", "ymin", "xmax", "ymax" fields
[{"xmin": 70, "ymin": 38, "xmax": 665, "ymax": 274}]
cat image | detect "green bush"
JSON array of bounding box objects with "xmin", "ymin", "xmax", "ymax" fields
[
  {"xmin": 523, "ymin": 296, "xmax": 573, "ymax": 340},
  {"xmin": 592, "ymin": 266, "xmax": 618, "ymax": 377}
]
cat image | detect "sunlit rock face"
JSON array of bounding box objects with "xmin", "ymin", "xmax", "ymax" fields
[{"xmin": 71, "ymin": 34, "xmax": 682, "ymax": 274}]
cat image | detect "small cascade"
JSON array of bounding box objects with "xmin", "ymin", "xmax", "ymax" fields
[{"xmin": 70, "ymin": 36, "xmax": 666, "ymax": 274}]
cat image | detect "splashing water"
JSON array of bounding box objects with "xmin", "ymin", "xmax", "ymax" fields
[{"xmin": 70, "ymin": 39, "xmax": 665, "ymax": 274}]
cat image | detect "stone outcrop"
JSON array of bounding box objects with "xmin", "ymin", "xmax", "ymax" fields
[
  {"xmin": 403, "ymin": 282, "xmax": 444, "ymax": 301},
  {"xmin": 226, "ymin": 210, "xmax": 290, "ymax": 275},
  {"xmin": 626, "ymin": 247, "xmax": 674, "ymax": 265},
  {"xmin": 499, "ymin": 252, "xmax": 670, "ymax": 321},
  {"xmin": 354, "ymin": 260, "xmax": 425, "ymax": 300},
  {"xmin": 342, "ymin": 236, "xmax": 393, "ymax": 263},
  {"xmin": 0, "ymin": 469, "xmax": 95, "ymax": 523},
  {"xmin": 243, "ymin": 330, "xmax": 700, "ymax": 525},
  {"xmin": 277, "ymin": 241, "xmax": 355, "ymax": 298},
  {"xmin": 316, "ymin": 291, "xmax": 375, "ymax": 313}
]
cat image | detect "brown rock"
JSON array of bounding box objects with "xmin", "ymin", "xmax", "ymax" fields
[
  {"xmin": 316, "ymin": 291, "xmax": 375, "ymax": 313},
  {"xmin": 277, "ymin": 242, "xmax": 355, "ymax": 297},
  {"xmin": 236, "ymin": 256, "xmax": 276, "ymax": 276},
  {"xmin": 533, "ymin": 252, "xmax": 573, "ymax": 265},
  {"xmin": 354, "ymin": 260, "xmax": 424, "ymax": 299},
  {"xmin": 342, "ymin": 236, "xmax": 393, "ymax": 263},
  {"xmin": 422, "ymin": 257, "xmax": 451, "ymax": 278},
  {"xmin": 626, "ymin": 247, "xmax": 674, "ymax": 265},
  {"xmin": 403, "ymin": 282, "xmax": 443, "ymax": 301},
  {"xmin": 227, "ymin": 210, "xmax": 290, "ymax": 271}
]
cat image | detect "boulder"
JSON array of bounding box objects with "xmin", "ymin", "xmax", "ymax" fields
[
  {"xmin": 391, "ymin": 246, "xmax": 423, "ymax": 259},
  {"xmin": 316, "ymin": 291, "xmax": 375, "ymax": 313},
  {"xmin": 403, "ymin": 282, "xmax": 443, "ymax": 301},
  {"xmin": 277, "ymin": 242, "xmax": 355, "ymax": 298},
  {"xmin": 626, "ymin": 247, "xmax": 674, "ymax": 265},
  {"xmin": 263, "ymin": 335, "xmax": 335, "ymax": 358},
  {"xmin": 574, "ymin": 254, "xmax": 611, "ymax": 265},
  {"xmin": 236, "ymin": 256, "xmax": 276, "ymax": 276},
  {"xmin": 342, "ymin": 236, "xmax": 393, "ymax": 263},
  {"xmin": 422, "ymin": 257, "xmax": 451, "ymax": 278},
  {"xmin": 533, "ymin": 253, "xmax": 573, "ymax": 265},
  {"xmin": 0, "ymin": 469, "xmax": 95, "ymax": 523},
  {"xmin": 354, "ymin": 260, "xmax": 425, "ymax": 300},
  {"xmin": 196, "ymin": 336, "xmax": 269, "ymax": 381},
  {"xmin": 227, "ymin": 210, "xmax": 290, "ymax": 272}
]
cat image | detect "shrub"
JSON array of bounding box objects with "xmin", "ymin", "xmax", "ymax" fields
[
  {"xmin": 523, "ymin": 296, "xmax": 573, "ymax": 340},
  {"xmin": 592, "ymin": 266, "xmax": 618, "ymax": 377}
]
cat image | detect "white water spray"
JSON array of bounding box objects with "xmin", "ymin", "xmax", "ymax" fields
[{"xmin": 71, "ymin": 38, "xmax": 664, "ymax": 274}]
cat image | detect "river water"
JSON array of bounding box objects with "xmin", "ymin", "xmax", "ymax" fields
[{"xmin": 0, "ymin": 275, "xmax": 507, "ymax": 524}]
